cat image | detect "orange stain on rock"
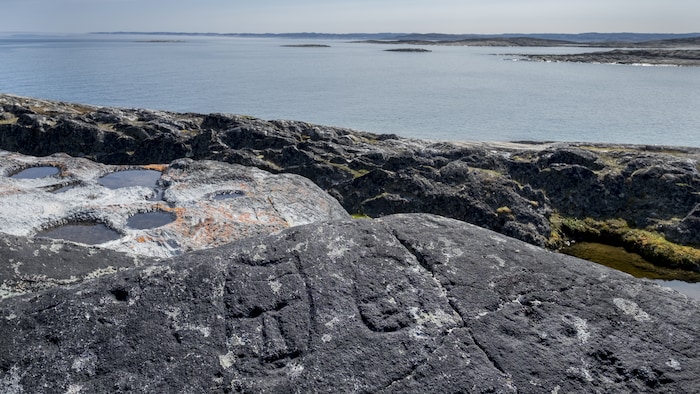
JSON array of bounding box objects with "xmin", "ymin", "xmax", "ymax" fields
[{"xmin": 142, "ymin": 164, "xmax": 169, "ymax": 172}]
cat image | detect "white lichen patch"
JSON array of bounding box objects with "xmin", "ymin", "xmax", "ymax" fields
[
  {"xmin": 180, "ymin": 323, "xmax": 211, "ymax": 338},
  {"xmin": 321, "ymin": 334, "xmax": 332, "ymax": 342},
  {"xmin": 71, "ymin": 352, "xmax": 96, "ymax": 375},
  {"xmin": 286, "ymin": 361, "xmax": 305, "ymax": 378},
  {"xmin": 666, "ymin": 358, "xmax": 682, "ymax": 371},
  {"xmin": 162, "ymin": 306, "xmax": 211, "ymax": 337},
  {"xmin": 324, "ymin": 316, "xmax": 341, "ymax": 328},
  {"xmin": 82, "ymin": 266, "xmax": 119, "ymax": 281},
  {"xmin": 218, "ymin": 351, "xmax": 236, "ymax": 369},
  {"xmin": 613, "ymin": 298, "xmax": 652, "ymax": 322},
  {"xmin": 563, "ymin": 315, "xmax": 590, "ymax": 344},
  {"xmin": 486, "ymin": 254, "xmax": 506, "ymax": 269},
  {"xmin": 0, "ymin": 284, "xmax": 26, "ymax": 300},
  {"xmin": 268, "ymin": 279, "xmax": 282, "ymax": 295},
  {"xmin": 0, "ymin": 365, "xmax": 23, "ymax": 394},
  {"xmin": 409, "ymin": 307, "xmax": 461, "ymax": 328},
  {"xmin": 65, "ymin": 384, "xmax": 84, "ymax": 394},
  {"xmin": 327, "ymin": 237, "xmax": 357, "ymax": 260}
]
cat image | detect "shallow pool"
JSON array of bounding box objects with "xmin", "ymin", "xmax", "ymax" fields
[
  {"xmin": 11, "ymin": 166, "xmax": 60, "ymax": 179},
  {"xmin": 37, "ymin": 223, "xmax": 122, "ymax": 245}
]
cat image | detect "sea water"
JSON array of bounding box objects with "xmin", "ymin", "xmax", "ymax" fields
[{"xmin": 0, "ymin": 33, "xmax": 698, "ymax": 146}]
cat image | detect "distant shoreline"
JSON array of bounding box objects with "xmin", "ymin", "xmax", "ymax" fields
[{"xmin": 90, "ymin": 31, "xmax": 700, "ymax": 44}]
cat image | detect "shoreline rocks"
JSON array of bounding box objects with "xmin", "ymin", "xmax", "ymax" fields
[
  {"xmin": 515, "ymin": 49, "xmax": 700, "ymax": 67},
  {"xmin": 1, "ymin": 94, "xmax": 698, "ymax": 272}
]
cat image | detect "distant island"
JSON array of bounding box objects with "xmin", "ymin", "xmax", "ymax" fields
[
  {"xmin": 384, "ymin": 48, "xmax": 431, "ymax": 53},
  {"xmin": 135, "ymin": 40, "xmax": 186, "ymax": 43},
  {"xmin": 281, "ymin": 44, "xmax": 331, "ymax": 48}
]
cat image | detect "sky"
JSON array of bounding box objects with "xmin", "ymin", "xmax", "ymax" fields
[{"xmin": 3, "ymin": 0, "xmax": 698, "ymax": 34}]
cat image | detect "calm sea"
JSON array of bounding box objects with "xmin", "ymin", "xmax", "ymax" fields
[{"xmin": 1, "ymin": 34, "xmax": 699, "ymax": 146}]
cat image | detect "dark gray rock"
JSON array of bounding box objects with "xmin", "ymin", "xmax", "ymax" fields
[
  {"xmin": 1, "ymin": 214, "xmax": 697, "ymax": 393},
  {"xmin": 1, "ymin": 94, "xmax": 699, "ymax": 258},
  {"xmin": 665, "ymin": 203, "xmax": 700, "ymax": 245},
  {"xmin": 0, "ymin": 233, "xmax": 156, "ymax": 298}
]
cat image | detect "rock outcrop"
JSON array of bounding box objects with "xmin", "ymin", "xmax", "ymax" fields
[
  {"xmin": 0, "ymin": 150, "xmax": 349, "ymax": 259},
  {"xmin": 1, "ymin": 214, "xmax": 698, "ymax": 393},
  {"xmin": 2, "ymin": 94, "xmax": 698, "ymax": 269},
  {"xmin": 518, "ymin": 49, "xmax": 700, "ymax": 66}
]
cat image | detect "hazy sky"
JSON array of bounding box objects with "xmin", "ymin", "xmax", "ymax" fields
[{"xmin": 3, "ymin": 0, "xmax": 698, "ymax": 34}]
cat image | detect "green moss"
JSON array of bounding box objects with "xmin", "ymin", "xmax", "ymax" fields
[
  {"xmin": 97, "ymin": 123, "xmax": 116, "ymax": 132},
  {"xmin": 552, "ymin": 215, "xmax": 700, "ymax": 271},
  {"xmin": 327, "ymin": 162, "xmax": 370, "ymax": 179},
  {"xmin": 351, "ymin": 213, "xmax": 371, "ymax": 219},
  {"xmin": 496, "ymin": 206, "xmax": 512, "ymax": 215},
  {"xmin": 0, "ymin": 116, "xmax": 18, "ymax": 125},
  {"xmin": 561, "ymin": 241, "xmax": 700, "ymax": 282},
  {"xmin": 496, "ymin": 206, "xmax": 515, "ymax": 220}
]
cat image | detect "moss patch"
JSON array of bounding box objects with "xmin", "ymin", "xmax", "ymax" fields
[
  {"xmin": 0, "ymin": 116, "xmax": 18, "ymax": 125},
  {"xmin": 561, "ymin": 241, "xmax": 700, "ymax": 282},
  {"xmin": 328, "ymin": 162, "xmax": 370, "ymax": 179},
  {"xmin": 552, "ymin": 215, "xmax": 700, "ymax": 272}
]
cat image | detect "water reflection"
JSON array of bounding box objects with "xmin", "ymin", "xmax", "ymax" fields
[
  {"xmin": 126, "ymin": 211, "xmax": 175, "ymax": 230},
  {"xmin": 561, "ymin": 242, "xmax": 700, "ymax": 300},
  {"xmin": 37, "ymin": 223, "xmax": 121, "ymax": 245},
  {"xmin": 11, "ymin": 166, "xmax": 60, "ymax": 179},
  {"xmin": 98, "ymin": 169, "xmax": 161, "ymax": 189}
]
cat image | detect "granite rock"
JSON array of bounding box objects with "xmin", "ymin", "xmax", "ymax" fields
[{"xmin": 0, "ymin": 150, "xmax": 349, "ymax": 259}]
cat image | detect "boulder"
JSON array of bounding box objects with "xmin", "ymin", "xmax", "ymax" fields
[
  {"xmin": 0, "ymin": 150, "xmax": 349, "ymax": 258},
  {"xmin": 0, "ymin": 214, "xmax": 697, "ymax": 392}
]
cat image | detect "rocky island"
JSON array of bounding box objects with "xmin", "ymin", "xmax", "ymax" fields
[
  {"xmin": 1, "ymin": 94, "xmax": 699, "ymax": 392},
  {"xmin": 384, "ymin": 48, "xmax": 432, "ymax": 53},
  {"xmin": 361, "ymin": 36, "xmax": 700, "ymax": 66},
  {"xmin": 281, "ymin": 44, "xmax": 331, "ymax": 48},
  {"xmin": 519, "ymin": 49, "xmax": 700, "ymax": 67}
]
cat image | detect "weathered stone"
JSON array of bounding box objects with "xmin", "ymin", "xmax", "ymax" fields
[
  {"xmin": 1, "ymin": 214, "xmax": 697, "ymax": 392},
  {"xmin": 0, "ymin": 150, "xmax": 349, "ymax": 258},
  {"xmin": 0, "ymin": 233, "xmax": 156, "ymax": 298},
  {"xmin": 665, "ymin": 203, "xmax": 700, "ymax": 245},
  {"xmin": 1, "ymin": 94, "xmax": 699, "ymax": 267}
]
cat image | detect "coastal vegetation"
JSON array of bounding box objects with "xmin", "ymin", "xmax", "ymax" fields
[{"xmin": 553, "ymin": 216, "xmax": 700, "ymax": 272}]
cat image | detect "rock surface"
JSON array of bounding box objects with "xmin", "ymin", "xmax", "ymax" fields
[
  {"xmin": 0, "ymin": 150, "xmax": 349, "ymax": 258},
  {"xmin": 1, "ymin": 214, "xmax": 698, "ymax": 393},
  {"xmin": 2, "ymin": 94, "xmax": 698, "ymax": 268}
]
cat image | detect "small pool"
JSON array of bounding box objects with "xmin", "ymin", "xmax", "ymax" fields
[
  {"xmin": 10, "ymin": 166, "xmax": 60, "ymax": 179},
  {"xmin": 37, "ymin": 223, "xmax": 122, "ymax": 245},
  {"xmin": 561, "ymin": 242, "xmax": 700, "ymax": 300},
  {"xmin": 98, "ymin": 169, "xmax": 161, "ymax": 189},
  {"xmin": 126, "ymin": 211, "xmax": 175, "ymax": 230}
]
